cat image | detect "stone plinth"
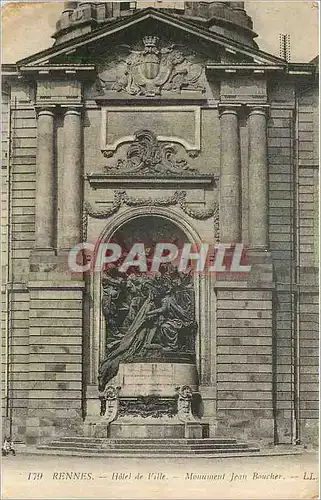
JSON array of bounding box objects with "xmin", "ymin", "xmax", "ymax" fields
[
  {"xmin": 85, "ymin": 360, "xmax": 207, "ymax": 439},
  {"xmin": 111, "ymin": 362, "xmax": 199, "ymax": 397},
  {"xmin": 109, "ymin": 417, "xmax": 186, "ymax": 439},
  {"xmin": 85, "ymin": 416, "xmax": 208, "ymax": 440}
]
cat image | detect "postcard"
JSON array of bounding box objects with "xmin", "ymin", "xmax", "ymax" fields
[{"xmin": 1, "ymin": 1, "xmax": 319, "ymax": 499}]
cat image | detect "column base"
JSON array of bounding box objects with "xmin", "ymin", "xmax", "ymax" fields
[
  {"xmin": 30, "ymin": 248, "xmax": 57, "ymax": 273},
  {"xmin": 29, "ymin": 248, "xmax": 85, "ymax": 276},
  {"xmin": 57, "ymin": 247, "xmax": 81, "ymax": 255},
  {"xmin": 57, "ymin": 247, "xmax": 86, "ymax": 276}
]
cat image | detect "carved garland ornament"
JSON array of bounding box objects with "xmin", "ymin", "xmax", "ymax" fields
[
  {"xmin": 118, "ymin": 396, "xmax": 177, "ymax": 419},
  {"xmin": 84, "ymin": 190, "xmax": 218, "ymax": 222},
  {"xmin": 82, "ymin": 192, "xmax": 219, "ymax": 241}
]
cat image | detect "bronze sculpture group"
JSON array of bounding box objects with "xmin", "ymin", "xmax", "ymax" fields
[{"xmin": 98, "ymin": 262, "xmax": 197, "ymax": 392}]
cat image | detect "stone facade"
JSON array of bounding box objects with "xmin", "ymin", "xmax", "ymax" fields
[{"xmin": 1, "ymin": 2, "xmax": 319, "ymax": 446}]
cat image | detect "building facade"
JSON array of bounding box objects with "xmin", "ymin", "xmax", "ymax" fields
[{"xmin": 1, "ymin": 1, "xmax": 319, "ymax": 447}]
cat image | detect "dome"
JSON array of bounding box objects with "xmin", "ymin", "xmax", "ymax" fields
[{"xmin": 53, "ymin": 1, "xmax": 257, "ymax": 48}]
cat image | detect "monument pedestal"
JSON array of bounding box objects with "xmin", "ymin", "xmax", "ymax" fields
[
  {"xmin": 85, "ymin": 361, "xmax": 209, "ymax": 439},
  {"xmin": 109, "ymin": 418, "xmax": 208, "ymax": 439}
]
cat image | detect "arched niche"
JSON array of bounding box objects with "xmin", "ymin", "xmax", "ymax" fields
[{"xmin": 87, "ymin": 206, "xmax": 216, "ymax": 399}]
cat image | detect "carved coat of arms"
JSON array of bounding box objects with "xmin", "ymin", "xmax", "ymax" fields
[{"xmin": 99, "ymin": 36, "xmax": 205, "ymax": 97}]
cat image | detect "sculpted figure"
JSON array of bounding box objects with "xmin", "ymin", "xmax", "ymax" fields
[
  {"xmin": 146, "ymin": 282, "xmax": 195, "ymax": 351},
  {"xmin": 99, "ymin": 385, "xmax": 120, "ymax": 423},
  {"xmin": 177, "ymin": 385, "xmax": 193, "ymax": 422},
  {"xmin": 101, "ymin": 265, "xmax": 127, "ymax": 341},
  {"xmin": 98, "ymin": 264, "xmax": 197, "ymax": 392}
]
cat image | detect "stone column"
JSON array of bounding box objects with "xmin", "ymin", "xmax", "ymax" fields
[
  {"xmin": 248, "ymin": 106, "xmax": 268, "ymax": 250},
  {"xmin": 35, "ymin": 108, "xmax": 55, "ymax": 250},
  {"xmin": 219, "ymin": 106, "xmax": 241, "ymax": 243},
  {"xmin": 61, "ymin": 107, "xmax": 83, "ymax": 250}
]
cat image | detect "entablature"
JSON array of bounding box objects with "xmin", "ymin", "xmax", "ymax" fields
[{"xmin": 85, "ymin": 173, "xmax": 218, "ymax": 189}]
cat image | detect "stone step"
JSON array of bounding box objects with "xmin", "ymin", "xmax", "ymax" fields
[
  {"xmin": 37, "ymin": 436, "xmax": 260, "ymax": 457},
  {"xmin": 39, "ymin": 441, "xmax": 250, "ymax": 451},
  {"xmin": 57, "ymin": 437, "xmax": 239, "ymax": 445},
  {"xmin": 37, "ymin": 445, "xmax": 260, "ymax": 456},
  {"xmin": 57, "ymin": 436, "xmax": 105, "ymax": 443},
  {"xmin": 28, "ymin": 448, "xmax": 264, "ymax": 459},
  {"xmin": 38, "ymin": 442, "xmax": 105, "ymax": 449},
  {"xmin": 105, "ymin": 443, "xmax": 250, "ymax": 450}
]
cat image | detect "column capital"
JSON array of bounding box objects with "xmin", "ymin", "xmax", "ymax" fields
[
  {"xmin": 246, "ymin": 105, "xmax": 270, "ymax": 116},
  {"xmin": 218, "ymin": 103, "xmax": 242, "ymax": 117},
  {"xmin": 61, "ymin": 105, "xmax": 83, "ymax": 116},
  {"xmin": 35, "ymin": 106, "xmax": 56, "ymax": 117}
]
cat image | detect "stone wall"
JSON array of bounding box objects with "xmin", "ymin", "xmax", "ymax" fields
[
  {"xmin": 215, "ymin": 288, "xmax": 274, "ymax": 442},
  {"xmin": 25, "ymin": 283, "xmax": 84, "ymax": 444},
  {"xmin": 1, "ymin": 87, "xmax": 9, "ymax": 427},
  {"xmin": 297, "ymin": 87, "xmax": 319, "ymax": 445},
  {"xmin": 268, "ymin": 106, "xmax": 295, "ymax": 444},
  {"xmin": 10, "ymin": 102, "xmax": 36, "ymax": 281},
  {"xmin": 3, "ymin": 88, "xmax": 37, "ymax": 440},
  {"xmin": 10, "ymin": 102, "xmax": 36, "ymax": 413}
]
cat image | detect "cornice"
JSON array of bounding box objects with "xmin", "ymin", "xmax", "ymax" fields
[
  {"xmin": 19, "ymin": 64, "xmax": 96, "ymax": 78},
  {"xmin": 85, "ymin": 173, "xmax": 218, "ymax": 188},
  {"xmin": 206, "ymin": 62, "xmax": 317, "ymax": 77}
]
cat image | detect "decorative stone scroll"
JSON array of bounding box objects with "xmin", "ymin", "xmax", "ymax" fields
[
  {"xmin": 99, "ymin": 385, "xmax": 120, "ymax": 423},
  {"xmin": 84, "ymin": 190, "xmax": 219, "ymax": 221},
  {"xmin": 176, "ymin": 385, "xmax": 193, "ymax": 422},
  {"xmin": 105, "ymin": 130, "xmax": 197, "ymax": 176},
  {"xmin": 176, "ymin": 385, "xmax": 200, "ymax": 423}
]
